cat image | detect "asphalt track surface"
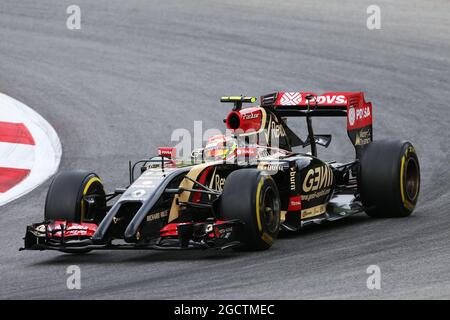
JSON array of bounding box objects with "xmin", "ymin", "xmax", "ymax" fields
[{"xmin": 0, "ymin": 0, "xmax": 449, "ymax": 299}]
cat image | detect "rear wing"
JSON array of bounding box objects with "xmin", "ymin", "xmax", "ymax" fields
[{"xmin": 260, "ymin": 91, "xmax": 373, "ymax": 152}]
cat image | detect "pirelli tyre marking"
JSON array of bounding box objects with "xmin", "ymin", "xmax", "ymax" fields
[
  {"xmin": 400, "ymin": 146, "xmax": 419, "ymax": 210},
  {"xmin": 261, "ymin": 232, "xmax": 273, "ymax": 245},
  {"xmin": 256, "ymin": 175, "xmax": 277, "ymax": 245},
  {"xmin": 255, "ymin": 177, "xmax": 264, "ymax": 232},
  {"xmin": 400, "ymin": 155, "xmax": 408, "ymax": 208}
]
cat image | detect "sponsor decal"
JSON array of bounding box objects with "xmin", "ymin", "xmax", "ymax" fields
[
  {"xmin": 355, "ymin": 127, "xmax": 372, "ymax": 146},
  {"xmin": 158, "ymin": 147, "xmax": 176, "ymax": 158},
  {"xmin": 269, "ymin": 120, "xmax": 286, "ymax": 139},
  {"xmin": 132, "ymin": 189, "xmax": 146, "ymax": 198},
  {"xmin": 205, "ymin": 224, "xmax": 214, "ymax": 233},
  {"xmin": 301, "ymin": 204, "xmax": 327, "ymax": 219},
  {"xmin": 288, "ymin": 195, "xmax": 301, "ymax": 211},
  {"xmin": 258, "ymin": 162, "xmax": 284, "ymax": 173},
  {"xmin": 290, "ymin": 167, "xmax": 296, "ymax": 191},
  {"xmin": 277, "ymin": 93, "xmax": 348, "ymax": 107},
  {"xmin": 47, "ymin": 222, "xmax": 96, "ymax": 237},
  {"xmin": 256, "ymin": 116, "xmax": 287, "ymax": 149},
  {"xmin": 67, "ymin": 225, "xmax": 88, "ymax": 231},
  {"xmin": 65, "ymin": 230, "xmax": 89, "ymax": 237},
  {"xmin": 348, "ymin": 103, "xmax": 372, "ymax": 130},
  {"xmin": 146, "ymin": 210, "xmax": 169, "ymax": 222},
  {"xmin": 263, "ymin": 116, "xmax": 286, "ymax": 143},
  {"xmin": 280, "ymin": 92, "xmax": 302, "ymax": 105},
  {"xmin": 131, "ymin": 178, "xmax": 158, "ymax": 189},
  {"xmin": 139, "ymin": 168, "xmax": 176, "ymax": 179},
  {"xmin": 227, "ymin": 108, "xmax": 264, "ymax": 134},
  {"xmin": 302, "ymin": 165, "xmax": 333, "ymax": 193},
  {"xmin": 280, "ymin": 210, "xmax": 287, "ymax": 222},
  {"xmin": 214, "ymin": 226, "xmax": 233, "ymax": 239},
  {"xmin": 257, "ymin": 147, "xmax": 271, "ymax": 158},
  {"xmin": 236, "ymin": 147, "xmax": 257, "ymax": 157},
  {"xmin": 301, "ymin": 188, "xmax": 331, "ymax": 201},
  {"xmin": 242, "ymin": 111, "xmax": 260, "ymax": 120},
  {"xmin": 316, "ymin": 95, "xmax": 347, "ymax": 105},
  {"xmin": 348, "ymin": 106, "xmax": 356, "ymax": 126},
  {"xmin": 112, "ymin": 216, "xmax": 123, "ymax": 224},
  {"xmin": 210, "ymin": 172, "xmax": 226, "ymax": 192},
  {"xmin": 141, "ymin": 180, "xmax": 155, "ymax": 185},
  {"xmin": 357, "ymin": 106, "xmax": 371, "ymax": 120},
  {"xmin": 35, "ymin": 224, "xmax": 46, "ymax": 233}
]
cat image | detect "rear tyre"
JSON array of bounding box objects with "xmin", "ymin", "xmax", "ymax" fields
[
  {"xmin": 220, "ymin": 169, "xmax": 280, "ymax": 251},
  {"xmin": 45, "ymin": 170, "xmax": 106, "ymax": 223},
  {"xmin": 360, "ymin": 140, "xmax": 420, "ymax": 217}
]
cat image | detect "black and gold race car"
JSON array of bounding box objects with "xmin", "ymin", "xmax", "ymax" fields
[{"xmin": 22, "ymin": 92, "xmax": 421, "ymax": 253}]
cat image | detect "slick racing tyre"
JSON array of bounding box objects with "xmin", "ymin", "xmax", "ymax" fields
[
  {"xmin": 360, "ymin": 140, "xmax": 420, "ymax": 218},
  {"xmin": 220, "ymin": 169, "xmax": 280, "ymax": 250},
  {"xmin": 45, "ymin": 170, "xmax": 106, "ymax": 223}
]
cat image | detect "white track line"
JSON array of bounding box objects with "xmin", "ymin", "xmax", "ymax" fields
[{"xmin": 0, "ymin": 93, "xmax": 62, "ymax": 206}]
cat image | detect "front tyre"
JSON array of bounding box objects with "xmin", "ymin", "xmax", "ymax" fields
[
  {"xmin": 360, "ymin": 140, "xmax": 420, "ymax": 217},
  {"xmin": 45, "ymin": 170, "xmax": 106, "ymax": 223},
  {"xmin": 220, "ymin": 169, "xmax": 280, "ymax": 250}
]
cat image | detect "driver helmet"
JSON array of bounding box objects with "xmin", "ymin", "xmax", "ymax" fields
[{"xmin": 204, "ymin": 135, "xmax": 237, "ymax": 162}]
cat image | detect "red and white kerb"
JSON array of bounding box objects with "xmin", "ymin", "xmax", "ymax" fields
[
  {"xmin": 0, "ymin": 92, "xmax": 61, "ymax": 206},
  {"xmin": 0, "ymin": 121, "xmax": 35, "ymax": 193}
]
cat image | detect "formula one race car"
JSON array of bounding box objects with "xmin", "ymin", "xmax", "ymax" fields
[{"xmin": 22, "ymin": 92, "xmax": 420, "ymax": 253}]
